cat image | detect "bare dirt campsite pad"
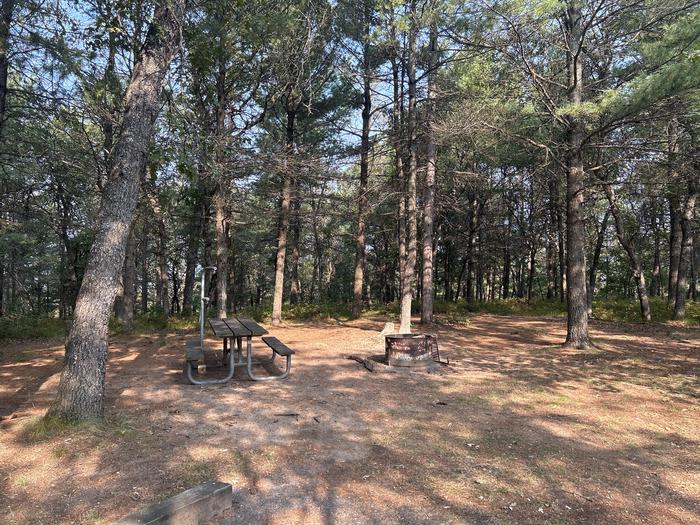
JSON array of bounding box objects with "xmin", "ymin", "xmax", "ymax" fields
[{"xmin": 1, "ymin": 315, "xmax": 698, "ymax": 525}]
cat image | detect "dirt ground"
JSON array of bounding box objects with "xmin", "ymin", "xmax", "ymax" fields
[{"xmin": 0, "ymin": 315, "xmax": 698, "ymax": 525}]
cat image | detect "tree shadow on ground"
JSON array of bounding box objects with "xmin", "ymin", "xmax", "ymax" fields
[{"xmin": 0, "ymin": 315, "xmax": 698, "ymax": 524}]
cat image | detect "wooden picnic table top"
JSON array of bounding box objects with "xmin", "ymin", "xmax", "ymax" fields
[{"xmin": 208, "ymin": 316, "xmax": 268, "ymax": 338}]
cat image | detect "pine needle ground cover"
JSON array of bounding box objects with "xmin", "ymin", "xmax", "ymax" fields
[{"xmin": 1, "ymin": 315, "xmax": 697, "ymax": 525}]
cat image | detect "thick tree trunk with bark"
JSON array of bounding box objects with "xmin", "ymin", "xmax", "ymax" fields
[
  {"xmin": 563, "ymin": 1, "xmax": 590, "ymax": 348},
  {"xmin": 400, "ymin": 0, "xmax": 418, "ymax": 334},
  {"xmin": 351, "ymin": 6, "xmax": 372, "ymax": 319},
  {"xmin": 271, "ymin": 109, "xmax": 296, "ymax": 326},
  {"xmin": 421, "ymin": 21, "xmax": 438, "ymax": 324},
  {"xmin": 605, "ymin": 187, "xmax": 651, "ymax": 321},
  {"xmin": 47, "ymin": 0, "xmax": 184, "ymax": 422},
  {"xmin": 389, "ymin": 14, "xmax": 406, "ymax": 324}
]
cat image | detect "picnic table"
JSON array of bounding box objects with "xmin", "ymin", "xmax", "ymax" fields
[{"xmin": 208, "ymin": 316, "xmax": 294, "ymax": 381}]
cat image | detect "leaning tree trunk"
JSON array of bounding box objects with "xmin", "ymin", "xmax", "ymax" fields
[
  {"xmin": 563, "ymin": 0, "xmax": 590, "ymax": 348},
  {"xmin": 421, "ymin": 20, "xmax": 438, "ymax": 324},
  {"xmin": 399, "ymin": 0, "xmax": 418, "ymax": 334},
  {"xmin": 605, "ymin": 186, "xmax": 651, "ymax": 321},
  {"xmin": 47, "ymin": 0, "xmax": 184, "ymax": 422}
]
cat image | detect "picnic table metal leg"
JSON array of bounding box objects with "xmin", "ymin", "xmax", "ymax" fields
[
  {"xmin": 222, "ymin": 337, "xmax": 229, "ymax": 367},
  {"xmin": 235, "ymin": 334, "xmax": 274, "ymax": 367},
  {"xmin": 246, "ymin": 337, "xmax": 291, "ymax": 381},
  {"xmin": 186, "ymin": 343, "xmax": 236, "ymax": 385}
]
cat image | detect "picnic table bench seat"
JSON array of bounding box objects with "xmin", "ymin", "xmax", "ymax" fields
[
  {"xmin": 185, "ymin": 340, "xmax": 204, "ymax": 363},
  {"xmin": 262, "ymin": 336, "xmax": 295, "ymax": 357}
]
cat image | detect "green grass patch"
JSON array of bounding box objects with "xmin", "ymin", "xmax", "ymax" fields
[
  {"xmin": 4, "ymin": 297, "xmax": 696, "ymax": 343},
  {"xmin": 238, "ymin": 302, "xmax": 354, "ymax": 322},
  {"xmin": 465, "ymin": 298, "xmax": 567, "ymax": 317},
  {"xmin": 24, "ymin": 412, "xmax": 134, "ymax": 444},
  {"xmin": 459, "ymin": 297, "xmax": 699, "ymax": 326},
  {"xmin": 592, "ymin": 296, "xmax": 700, "ymax": 325},
  {"xmin": 0, "ymin": 316, "xmax": 67, "ymax": 341}
]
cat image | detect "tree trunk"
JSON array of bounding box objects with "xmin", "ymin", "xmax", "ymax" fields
[
  {"xmin": 563, "ymin": 1, "xmax": 589, "ymax": 348},
  {"xmin": 157, "ymin": 212, "xmax": 169, "ymax": 316},
  {"xmin": 0, "ymin": 0, "xmax": 15, "ymax": 138},
  {"xmin": 546, "ymin": 175, "xmax": 558, "ymax": 299},
  {"xmin": 650, "ymin": 200, "xmax": 662, "ymax": 297},
  {"xmin": 149, "ymin": 185, "xmax": 169, "ymax": 317},
  {"xmin": 0, "ymin": 258, "xmax": 4, "ymax": 316},
  {"xmin": 182, "ymin": 201, "xmax": 204, "ymax": 315},
  {"xmin": 668, "ymin": 197, "xmax": 682, "ymax": 303},
  {"xmin": 212, "ymin": 51, "xmax": 230, "ymax": 319},
  {"xmin": 289, "ymin": 180, "xmax": 302, "ymax": 305},
  {"xmin": 605, "ymin": 186, "xmax": 651, "ymax": 321},
  {"xmin": 502, "ymin": 212, "xmax": 511, "ymax": 299},
  {"xmin": 557, "ymin": 199, "xmax": 566, "ymax": 302},
  {"xmin": 667, "ymin": 118, "xmax": 682, "ymax": 303},
  {"xmin": 389, "ymin": 12, "xmax": 406, "ymax": 320},
  {"xmin": 587, "ymin": 208, "xmax": 610, "ymax": 312},
  {"xmin": 692, "ymin": 236, "xmax": 699, "ymax": 301},
  {"xmin": 351, "ymin": 4, "xmax": 372, "ymax": 318},
  {"xmin": 120, "ymin": 230, "xmax": 136, "ymax": 333},
  {"xmin": 673, "ymin": 177, "xmax": 698, "ymax": 320},
  {"xmin": 527, "ymin": 246, "xmax": 536, "ymax": 302},
  {"xmin": 421, "ymin": 21, "xmax": 438, "ymax": 324},
  {"xmin": 170, "ymin": 259, "xmax": 180, "ymax": 313},
  {"xmin": 271, "ymin": 109, "xmax": 295, "ymax": 326},
  {"xmin": 47, "ymin": 0, "xmax": 184, "ymax": 422},
  {"xmin": 400, "ymin": 0, "xmax": 418, "ymax": 334},
  {"xmin": 213, "ymin": 187, "xmax": 228, "ymax": 318}
]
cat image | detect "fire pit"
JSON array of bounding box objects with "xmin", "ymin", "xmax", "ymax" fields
[
  {"xmin": 347, "ymin": 331, "xmax": 444, "ymax": 373},
  {"xmin": 384, "ymin": 333, "xmax": 438, "ymax": 367}
]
